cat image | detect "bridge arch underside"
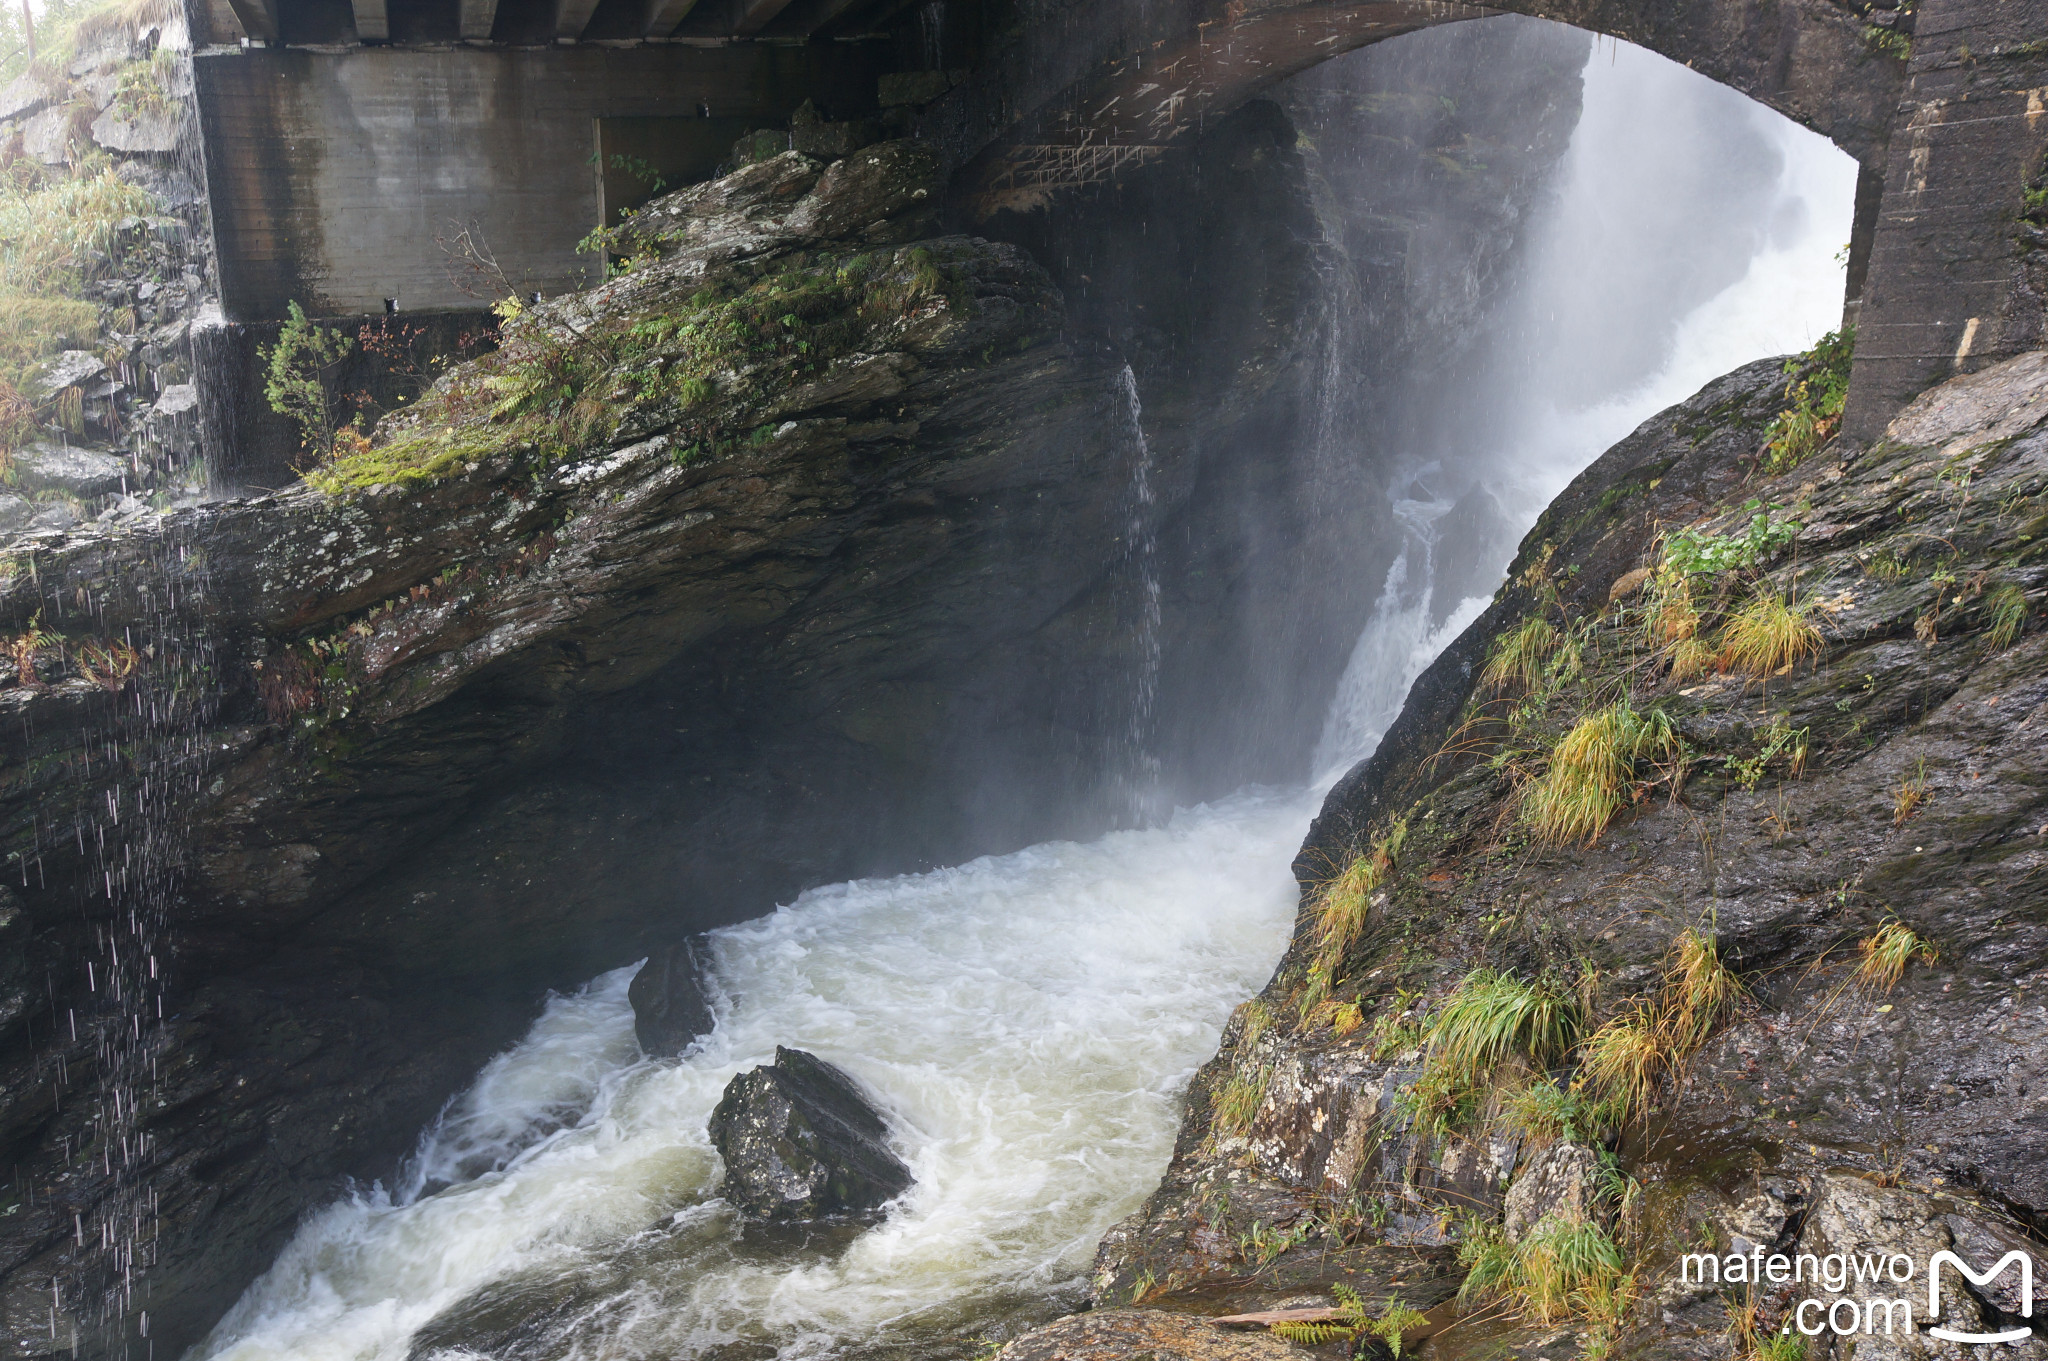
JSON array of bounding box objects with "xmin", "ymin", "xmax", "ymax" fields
[
  {"xmin": 961, "ymin": 0, "xmax": 1893, "ymax": 217},
  {"xmin": 955, "ymin": 0, "xmax": 2047, "ymax": 439}
]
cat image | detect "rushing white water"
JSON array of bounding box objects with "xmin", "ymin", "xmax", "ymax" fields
[
  {"xmin": 199, "ymin": 794, "xmax": 1311, "ymax": 1361},
  {"xmin": 199, "ymin": 32, "xmax": 1856, "ymax": 1361}
]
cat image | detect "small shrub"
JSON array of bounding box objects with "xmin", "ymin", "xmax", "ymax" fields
[
  {"xmin": 1854, "ymin": 920, "xmax": 1935, "ymax": 993},
  {"xmin": 1522, "ymin": 702, "xmax": 1678, "ymax": 846},
  {"xmin": 262, "ymin": 301, "xmax": 358, "ymax": 456},
  {"xmin": 1760, "ymin": 329, "xmax": 1853, "ymax": 475},
  {"xmin": 1718, "ymin": 589, "xmax": 1821, "ymax": 676}
]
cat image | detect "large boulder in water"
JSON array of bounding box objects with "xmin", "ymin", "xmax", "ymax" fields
[
  {"xmin": 629, "ymin": 939, "xmax": 715, "ymax": 1056},
  {"xmin": 708, "ymin": 1047, "xmax": 912, "ymax": 1219}
]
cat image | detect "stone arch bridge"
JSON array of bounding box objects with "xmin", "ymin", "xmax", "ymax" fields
[
  {"xmin": 938, "ymin": 0, "xmax": 2048, "ymax": 436},
  {"xmin": 195, "ymin": 0, "xmax": 2046, "ymax": 441}
]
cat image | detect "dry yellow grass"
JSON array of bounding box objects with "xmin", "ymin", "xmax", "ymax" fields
[{"xmin": 1718, "ymin": 589, "xmax": 1822, "ymax": 676}]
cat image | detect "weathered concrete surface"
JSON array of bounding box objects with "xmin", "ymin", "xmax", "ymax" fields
[
  {"xmin": 194, "ymin": 43, "xmax": 888, "ymax": 320},
  {"xmin": 1840, "ymin": 0, "xmax": 2048, "ymax": 438}
]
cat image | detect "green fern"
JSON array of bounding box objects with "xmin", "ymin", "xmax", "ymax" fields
[{"xmin": 1271, "ymin": 1322, "xmax": 1348, "ymax": 1345}]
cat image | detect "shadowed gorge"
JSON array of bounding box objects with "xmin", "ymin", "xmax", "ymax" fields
[{"xmin": 0, "ymin": 1, "xmax": 2042, "ymax": 1359}]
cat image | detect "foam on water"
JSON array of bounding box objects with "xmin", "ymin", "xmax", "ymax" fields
[{"xmin": 198, "ymin": 792, "xmax": 1310, "ymax": 1361}]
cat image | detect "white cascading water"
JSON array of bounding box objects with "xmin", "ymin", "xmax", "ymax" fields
[{"xmin": 198, "ymin": 33, "xmax": 1854, "ymax": 1361}]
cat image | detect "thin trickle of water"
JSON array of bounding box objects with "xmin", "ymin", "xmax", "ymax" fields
[
  {"xmin": 1110, "ymin": 364, "xmax": 1163, "ymax": 825},
  {"xmin": 12, "ymin": 6, "xmax": 232, "ymax": 1346}
]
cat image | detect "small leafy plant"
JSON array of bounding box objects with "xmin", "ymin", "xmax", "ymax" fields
[
  {"xmin": 1660, "ymin": 502, "xmax": 1800, "ymax": 580},
  {"xmin": 1759, "ymin": 329, "xmax": 1853, "ymax": 475},
  {"xmin": 1270, "ymin": 1284, "xmax": 1430, "ymax": 1358}
]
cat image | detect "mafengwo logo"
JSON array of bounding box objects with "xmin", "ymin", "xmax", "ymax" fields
[
  {"xmin": 1926, "ymin": 1251, "xmax": 2033, "ymax": 1344},
  {"xmin": 1679, "ymin": 1246, "xmax": 2035, "ymax": 1340}
]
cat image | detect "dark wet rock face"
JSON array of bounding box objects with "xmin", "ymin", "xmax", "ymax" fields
[
  {"xmin": 709, "ymin": 1047, "xmax": 912, "ymax": 1220},
  {"xmin": 629, "ymin": 940, "xmax": 716, "ymax": 1057},
  {"xmin": 0, "ymin": 105, "xmax": 1382, "ymax": 1349},
  {"xmin": 1075, "ymin": 348, "xmax": 2048, "ymax": 1359}
]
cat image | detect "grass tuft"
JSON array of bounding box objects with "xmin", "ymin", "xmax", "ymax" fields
[
  {"xmin": 1482, "ymin": 615, "xmax": 1560, "ymax": 693},
  {"xmin": 1522, "ymin": 702, "xmax": 1678, "ymax": 846},
  {"xmin": 1987, "ymin": 583, "xmax": 2027, "ymax": 651},
  {"xmin": 1892, "ymin": 758, "xmax": 1929, "ymax": 826},
  {"xmin": 1578, "ymin": 1008, "xmax": 1665, "ymax": 1119},
  {"xmin": 1718, "ymin": 589, "xmax": 1822, "ymax": 676},
  {"xmin": 1577, "ymin": 926, "xmax": 1742, "ymax": 1121},
  {"xmin": 1458, "ymin": 1213, "xmax": 1629, "ymax": 1326},
  {"xmin": 1212, "ymin": 1067, "xmax": 1270, "ymax": 1138},
  {"xmin": 1854, "ymin": 920, "xmax": 1935, "ymax": 993},
  {"xmin": 1426, "ymin": 968, "xmax": 1581, "ymax": 1080},
  {"xmin": 1301, "ymin": 819, "xmax": 1407, "ymax": 1012},
  {"xmin": 1664, "ymin": 927, "xmax": 1742, "ymax": 1052}
]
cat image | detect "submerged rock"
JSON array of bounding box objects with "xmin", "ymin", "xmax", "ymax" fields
[
  {"xmin": 629, "ymin": 939, "xmax": 715, "ymax": 1056},
  {"xmin": 708, "ymin": 1047, "xmax": 912, "ymax": 1219}
]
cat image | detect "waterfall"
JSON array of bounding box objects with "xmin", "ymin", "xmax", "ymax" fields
[
  {"xmin": 198, "ymin": 28, "xmax": 1855, "ymax": 1361},
  {"xmin": 1312, "ymin": 463, "xmax": 1487, "ymax": 776}
]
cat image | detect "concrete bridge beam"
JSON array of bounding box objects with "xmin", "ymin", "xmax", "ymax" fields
[
  {"xmin": 643, "ymin": 0, "xmax": 700, "ymax": 37},
  {"xmin": 224, "ymin": 0, "xmax": 278, "ymax": 43},
  {"xmin": 554, "ymin": 0, "xmax": 604, "ymax": 41},
  {"xmin": 734, "ymin": 0, "xmax": 801, "ymax": 36},
  {"xmin": 460, "ymin": 0, "xmax": 500, "ymax": 40},
  {"xmin": 351, "ymin": 0, "xmax": 389, "ymax": 41}
]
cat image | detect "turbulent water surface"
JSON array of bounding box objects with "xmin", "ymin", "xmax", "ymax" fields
[{"xmin": 199, "ymin": 31, "xmax": 1854, "ymax": 1361}]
